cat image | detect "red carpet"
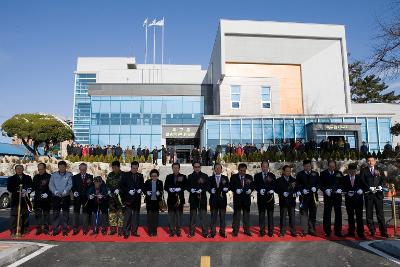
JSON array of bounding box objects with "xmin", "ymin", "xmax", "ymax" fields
[{"xmin": 0, "ymin": 226, "xmax": 398, "ymax": 243}]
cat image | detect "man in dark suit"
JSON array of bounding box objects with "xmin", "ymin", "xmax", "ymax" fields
[
  {"xmin": 208, "ymin": 163, "xmax": 230, "ymax": 238},
  {"xmin": 119, "ymin": 161, "xmax": 144, "ymax": 238},
  {"xmin": 254, "ymin": 161, "xmax": 276, "ymax": 237},
  {"xmin": 32, "ymin": 163, "xmax": 52, "ymax": 235},
  {"xmin": 230, "ymin": 163, "xmax": 253, "ymax": 236},
  {"xmin": 343, "ymin": 163, "xmax": 365, "ymax": 238},
  {"xmin": 7, "ymin": 165, "xmax": 33, "ymax": 236},
  {"xmin": 71, "ymin": 163, "xmax": 93, "ymax": 235},
  {"xmin": 276, "ymin": 165, "xmax": 297, "ymax": 237},
  {"xmin": 360, "ymin": 155, "xmax": 388, "ymax": 237},
  {"xmin": 187, "ymin": 161, "xmax": 209, "ymax": 238},
  {"xmin": 164, "ymin": 163, "xmax": 187, "ymax": 237},
  {"xmin": 320, "ymin": 160, "xmax": 344, "ymax": 237},
  {"xmin": 296, "ymin": 159, "xmax": 320, "ymax": 236}
]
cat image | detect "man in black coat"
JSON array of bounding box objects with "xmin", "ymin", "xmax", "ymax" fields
[
  {"xmin": 161, "ymin": 145, "xmax": 168, "ymax": 165},
  {"xmin": 254, "ymin": 161, "xmax": 276, "ymax": 237},
  {"xmin": 360, "ymin": 155, "xmax": 388, "ymax": 237},
  {"xmin": 32, "ymin": 163, "xmax": 52, "ymax": 235},
  {"xmin": 114, "ymin": 144, "xmax": 123, "ymax": 158},
  {"xmin": 208, "ymin": 163, "xmax": 230, "ymax": 238},
  {"xmin": 7, "ymin": 165, "xmax": 33, "ymax": 236},
  {"xmin": 296, "ymin": 159, "xmax": 320, "ymax": 236},
  {"xmin": 71, "ymin": 163, "xmax": 94, "ymax": 235},
  {"xmin": 230, "ymin": 163, "xmax": 253, "ymax": 236},
  {"xmin": 276, "ymin": 165, "xmax": 297, "ymax": 237},
  {"xmin": 343, "ymin": 163, "xmax": 365, "ymax": 238},
  {"xmin": 187, "ymin": 162, "xmax": 209, "ymax": 238},
  {"xmin": 119, "ymin": 161, "xmax": 144, "ymax": 238},
  {"xmin": 152, "ymin": 146, "xmax": 161, "ymax": 165},
  {"xmin": 144, "ymin": 146, "xmax": 150, "ymax": 162},
  {"xmin": 320, "ymin": 160, "xmax": 344, "ymax": 237},
  {"xmin": 164, "ymin": 163, "xmax": 187, "ymax": 237}
]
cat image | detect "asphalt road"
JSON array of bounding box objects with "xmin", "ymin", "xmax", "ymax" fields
[{"xmin": 0, "ymin": 200, "xmax": 398, "ymax": 267}]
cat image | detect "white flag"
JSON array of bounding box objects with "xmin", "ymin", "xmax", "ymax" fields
[
  {"xmin": 143, "ymin": 18, "xmax": 148, "ymax": 27},
  {"xmin": 149, "ymin": 19, "xmax": 157, "ymax": 26},
  {"xmin": 155, "ymin": 18, "xmax": 164, "ymax": 26}
]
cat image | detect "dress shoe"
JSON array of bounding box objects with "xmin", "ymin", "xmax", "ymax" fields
[
  {"xmin": 187, "ymin": 233, "xmax": 194, "ymax": 238},
  {"xmin": 279, "ymin": 232, "xmax": 285, "ymax": 237},
  {"xmin": 62, "ymin": 230, "xmax": 68, "ymax": 236},
  {"xmin": 202, "ymin": 233, "xmax": 208, "ymax": 238},
  {"xmin": 35, "ymin": 228, "xmax": 42, "ymax": 235},
  {"xmin": 43, "ymin": 228, "xmax": 49, "ymax": 235},
  {"xmin": 109, "ymin": 227, "xmax": 117, "ymax": 235},
  {"xmin": 381, "ymin": 232, "xmax": 389, "ymax": 238},
  {"xmin": 72, "ymin": 229, "xmax": 79, "ymax": 235},
  {"xmin": 124, "ymin": 234, "xmax": 129, "ymax": 239},
  {"xmin": 259, "ymin": 231, "xmax": 265, "ymax": 237},
  {"xmin": 325, "ymin": 233, "xmax": 331, "ymax": 238},
  {"xmin": 358, "ymin": 234, "xmax": 366, "ymax": 239},
  {"xmin": 290, "ymin": 232, "xmax": 297, "ymax": 237},
  {"xmin": 308, "ymin": 230, "xmax": 317, "ymax": 236},
  {"xmin": 83, "ymin": 230, "xmax": 88, "ymax": 235},
  {"xmin": 300, "ymin": 232, "xmax": 307, "ymax": 237},
  {"xmin": 131, "ymin": 232, "xmax": 140, "ymax": 237},
  {"xmin": 101, "ymin": 229, "xmax": 107, "ymax": 236},
  {"xmin": 268, "ymin": 232, "xmax": 273, "ymax": 237},
  {"xmin": 169, "ymin": 232, "xmax": 175, "ymax": 237},
  {"xmin": 176, "ymin": 232, "xmax": 182, "ymax": 237},
  {"xmin": 209, "ymin": 233, "xmax": 216, "ymax": 238},
  {"xmin": 335, "ymin": 232, "xmax": 344, "ymax": 237},
  {"xmin": 220, "ymin": 232, "xmax": 227, "ymax": 238},
  {"xmin": 232, "ymin": 232, "xmax": 238, "ymax": 237},
  {"xmin": 244, "ymin": 231, "xmax": 252, "ymax": 237},
  {"xmin": 346, "ymin": 232, "xmax": 355, "ymax": 237}
]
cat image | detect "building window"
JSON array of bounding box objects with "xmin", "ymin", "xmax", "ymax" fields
[
  {"xmin": 230, "ymin": 85, "xmax": 240, "ymax": 109},
  {"xmin": 261, "ymin": 86, "xmax": 271, "ymax": 109}
]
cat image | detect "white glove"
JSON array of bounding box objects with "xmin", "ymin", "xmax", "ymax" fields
[
  {"xmin": 27, "ymin": 188, "xmax": 32, "ymax": 194},
  {"xmin": 236, "ymin": 189, "xmax": 242, "ymax": 194},
  {"xmin": 260, "ymin": 189, "xmax": 266, "ymax": 195},
  {"xmin": 74, "ymin": 192, "xmax": 79, "ymax": 197},
  {"xmin": 325, "ymin": 189, "xmax": 331, "ymax": 196},
  {"xmin": 211, "ymin": 188, "xmax": 216, "ymax": 194},
  {"xmin": 156, "ymin": 191, "xmax": 160, "ymax": 196},
  {"xmin": 54, "ymin": 190, "xmax": 59, "ymax": 196},
  {"xmin": 41, "ymin": 193, "xmax": 48, "ymax": 199},
  {"xmin": 147, "ymin": 191, "xmax": 152, "ymax": 196},
  {"xmin": 296, "ymin": 191, "xmax": 301, "ymax": 196},
  {"xmin": 369, "ymin": 187, "xmax": 375, "ymax": 192},
  {"xmin": 98, "ymin": 194, "xmax": 103, "ymax": 199},
  {"xmin": 62, "ymin": 190, "xmax": 67, "ymax": 196},
  {"xmin": 336, "ymin": 189, "xmax": 342, "ymax": 194},
  {"xmin": 268, "ymin": 190, "xmax": 274, "ymax": 194},
  {"xmin": 246, "ymin": 189, "xmax": 252, "ymax": 195},
  {"xmin": 30, "ymin": 191, "xmax": 35, "ymax": 198},
  {"xmin": 136, "ymin": 189, "xmax": 142, "ymax": 194},
  {"xmin": 108, "ymin": 190, "xmax": 111, "ymax": 196},
  {"xmin": 169, "ymin": 188, "xmax": 176, "ymax": 193},
  {"xmin": 89, "ymin": 194, "xmax": 94, "ymax": 200},
  {"xmin": 283, "ymin": 192, "xmax": 289, "ymax": 197},
  {"xmin": 196, "ymin": 189, "xmax": 202, "ymax": 194},
  {"xmin": 377, "ymin": 186, "xmax": 383, "ymax": 191},
  {"xmin": 129, "ymin": 190, "xmax": 135, "ymax": 195},
  {"xmin": 223, "ymin": 187, "xmax": 229, "ymax": 192},
  {"xmin": 357, "ymin": 189, "xmax": 363, "ymax": 195},
  {"xmin": 348, "ymin": 191, "xmax": 354, "ymax": 197},
  {"xmin": 114, "ymin": 189, "xmax": 119, "ymax": 195},
  {"xmin": 191, "ymin": 188, "xmax": 196, "ymax": 193},
  {"xmin": 22, "ymin": 189, "xmax": 26, "ymax": 194},
  {"xmin": 303, "ymin": 189, "xmax": 309, "ymax": 195},
  {"xmin": 311, "ymin": 187, "xmax": 316, "ymax": 192},
  {"xmin": 175, "ymin": 188, "xmax": 181, "ymax": 192}
]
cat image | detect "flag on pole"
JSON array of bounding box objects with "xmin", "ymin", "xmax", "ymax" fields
[
  {"xmin": 143, "ymin": 18, "xmax": 148, "ymax": 27},
  {"xmin": 149, "ymin": 19, "xmax": 157, "ymax": 26},
  {"xmin": 155, "ymin": 18, "xmax": 164, "ymax": 26}
]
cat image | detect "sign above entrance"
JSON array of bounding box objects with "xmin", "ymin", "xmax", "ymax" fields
[
  {"xmin": 323, "ymin": 124, "xmax": 349, "ymax": 130},
  {"xmin": 162, "ymin": 126, "xmax": 199, "ymax": 138}
]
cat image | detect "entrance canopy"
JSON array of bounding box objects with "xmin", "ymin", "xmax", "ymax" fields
[{"xmin": 306, "ymin": 123, "xmax": 362, "ymax": 149}]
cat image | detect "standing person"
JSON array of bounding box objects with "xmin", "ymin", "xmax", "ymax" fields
[
  {"xmin": 136, "ymin": 145, "xmax": 142, "ymax": 158},
  {"xmin": 254, "ymin": 161, "xmax": 276, "ymax": 237},
  {"xmin": 206, "ymin": 146, "xmax": 213, "ymax": 166},
  {"xmin": 71, "ymin": 163, "xmax": 94, "ymax": 235},
  {"xmin": 360, "ymin": 155, "xmax": 388, "ymax": 237},
  {"xmin": 275, "ymin": 165, "xmax": 297, "ymax": 237},
  {"xmin": 106, "ymin": 160, "xmax": 125, "ymax": 236},
  {"xmin": 87, "ymin": 176, "xmax": 109, "ymax": 235},
  {"xmin": 152, "ymin": 146, "xmax": 160, "ymax": 165},
  {"xmin": 230, "ymin": 163, "xmax": 253, "ymax": 236},
  {"xmin": 7, "ymin": 165, "xmax": 33, "ymax": 237},
  {"xmin": 49, "ymin": 161, "xmax": 73, "ymax": 236},
  {"xmin": 187, "ymin": 162, "xmax": 209, "ymax": 238},
  {"xmin": 208, "ymin": 163, "xmax": 230, "ymax": 238},
  {"xmin": 161, "ymin": 145, "xmax": 168, "ymax": 165},
  {"xmin": 201, "ymin": 147, "xmax": 207, "ymax": 166},
  {"xmin": 296, "ymin": 159, "xmax": 320, "ymax": 236},
  {"xmin": 114, "ymin": 144, "xmax": 123, "ymax": 158},
  {"xmin": 144, "ymin": 169, "xmax": 164, "ymax": 236},
  {"xmin": 120, "ymin": 161, "xmax": 144, "ymax": 239},
  {"xmin": 343, "ymin": 163, "xmax": 365, "ymax": 239},
  {"xmin": 144, "ymin": 146, "xmax": 150, "ymax": 162},
  {"xmin": 320, "ymin": 160, "xmax": 344, "ymax": 237},
  {"xmin": 32, "ymin": 163, "xmax": 52, "ymax": 235},
  {"xmin": 164, "ymin": 163, "xmax": 187, "ymax": 237}
]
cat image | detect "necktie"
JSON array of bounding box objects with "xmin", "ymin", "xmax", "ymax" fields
[
  {"xmin": 285, "ymin": 176, "xmax": 289, "ymax": 182},
  {"xmin": 216, "ymin": 176, "xmax": 220, "ymax": 188},
  {"xmin": 370, "ymin": 168, "xmax": 374, "ymax": 175},
  {"xmin": 351, "ymin": 176, "xmax": 355, "ymax": 187},
  {"xmin": 241, "ymin": 176, "xmax": 244, "ymax": 187},
  {"xmin": 264, "ymin": 173, "xmax": 267, "ymax": 183}
]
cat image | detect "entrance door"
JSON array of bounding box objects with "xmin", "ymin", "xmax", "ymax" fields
[{"xmin": 166, "ymin": 138, "xmax": 199, "ymax": 164}]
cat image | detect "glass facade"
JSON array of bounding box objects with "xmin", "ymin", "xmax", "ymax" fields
[
  {"xmin": 204, "ymin": 117, "xmax": 392, "ymax": 152},
  {"xmin": 73, "ymin": 74, "xmax": 96, "ymax": 144},
  {"xmin": 90, "ymin": 96, "xmax": 204, "ymax": 148}
]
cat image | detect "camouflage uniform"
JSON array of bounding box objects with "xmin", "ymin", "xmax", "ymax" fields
[{"xmin": 106, "ymin": 171, "xmax": 124, "ymax": 234}]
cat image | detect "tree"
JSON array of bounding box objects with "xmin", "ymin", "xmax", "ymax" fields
[
  {"xmin": 349, "ymin": 60, "xmax": 400, "ymax": 103},
  {"xmin": 1, "ymin": 113, "xmax": 74, "ymax": 157},
  {"xmin": 391, "ymin": 122, "xmax": 400, "ymax": 136}
]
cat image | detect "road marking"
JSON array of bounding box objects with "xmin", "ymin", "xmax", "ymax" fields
[
  {"xmin": 6, "ymin": 242, "xmax": 57, "ymax": 267},
  {"xmin": 200, "ymin": 256, "xmax": 210, "ymax": 267},
  {"xmin": 359, "ymin": 241, "xmax": 400, "ymax": 265}
]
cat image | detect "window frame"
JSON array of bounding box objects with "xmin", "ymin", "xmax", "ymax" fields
[
  {"xmin": 230, "ymin": 85, "xmax": 241, "ymax": 109},
  {"xmin": 261, "ymin": 86, "xmax": 271, "ymax": 109}
]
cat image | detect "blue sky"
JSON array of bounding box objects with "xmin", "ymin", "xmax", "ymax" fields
[{"xmin": 0, "ymin": 0, "xmax": 397, "ymax": 142}]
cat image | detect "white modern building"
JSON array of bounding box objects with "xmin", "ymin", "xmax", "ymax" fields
[{"xmin": 72, "ymin": 19, "xmax": 399, "ymax": 161}]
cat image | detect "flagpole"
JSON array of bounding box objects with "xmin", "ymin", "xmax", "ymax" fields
[
  {"xmin": 161, "ymin": 17, "xmax": 164, "ymax": 83},
  {"xmin": 153, "ymin": 22, "xmax": 156, "ymax": 83},
  {"xmin": 144, "ymin": 20, "xmax": 148, "ymax": 65}
]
